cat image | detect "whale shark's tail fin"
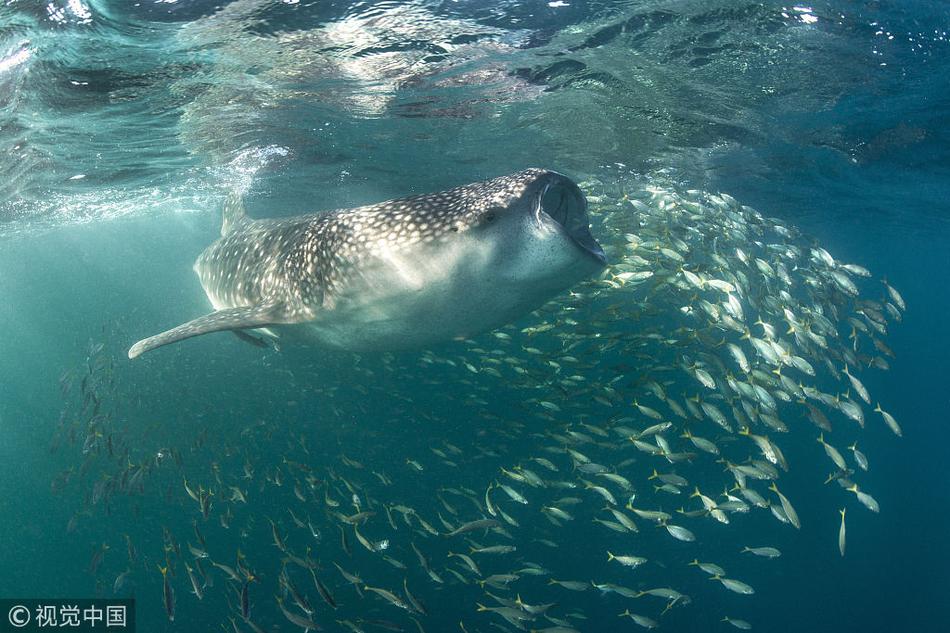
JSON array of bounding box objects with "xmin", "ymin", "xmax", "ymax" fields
[
  {"xmin": 221, "ymin": 192, "xmax": 250, "ymax": 236},
  {"xmin": 128, "ymin": 303, "xmax": 290, "ymax": 359}
]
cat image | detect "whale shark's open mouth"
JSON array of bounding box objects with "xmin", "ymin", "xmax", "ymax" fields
[{"xmin": 537, "ymin": 177, "xmax": 607, "ymax": 266}]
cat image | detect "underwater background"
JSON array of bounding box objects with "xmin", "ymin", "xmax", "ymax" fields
[{"xmin": 1, "ymin": 1, "xmax": 948, "ymax": 632}]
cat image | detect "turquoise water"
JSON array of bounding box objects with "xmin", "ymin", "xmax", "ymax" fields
[{"xmin": 1, "ymin": 1, "xmax": 948, "ymax": 632}]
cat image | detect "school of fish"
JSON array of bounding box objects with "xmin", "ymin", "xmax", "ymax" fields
[{"xmin": 51, "ymin": 169, "xmax": 904, "ymax": 632}]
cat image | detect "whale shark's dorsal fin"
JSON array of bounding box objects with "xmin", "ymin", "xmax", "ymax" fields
[
  {"xmin": 221, "ymin": 192, "xmax": 250, "ymax": 236},
  {"xmin": 128, "ymin": 303, "xmax": 289, "ymax": 359}
]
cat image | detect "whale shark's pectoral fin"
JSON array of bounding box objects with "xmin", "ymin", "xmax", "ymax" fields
[{"xmin": 128, "ymin": 304, "xmax": 291, "ymax": 359}]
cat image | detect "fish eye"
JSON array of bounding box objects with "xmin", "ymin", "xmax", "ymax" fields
[{"xmin": 483, "ymin": 207, "xmax": 503, "ymax": 223}]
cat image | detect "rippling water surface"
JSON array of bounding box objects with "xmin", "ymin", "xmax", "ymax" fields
[{"xmin": 1, "ymin": 2, "xmax": 948, "ymax": 633}]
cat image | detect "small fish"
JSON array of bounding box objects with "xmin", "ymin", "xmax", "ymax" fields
[
  {"xmin": 607, "ymin": 552, "xmax": 647, "ymax": 568},
  {"xmin": 269, "ymin": 519, "xmax": 287, "ymax": 552},
  {"xmin": 188, "ymin": 542, "xmax": 209, "ymax": 559},
  {"xmin": 542, "ymin": 505, "xmax": 574, "ymax": 521},
  {"xmin": 276, "ymin": 596, "xmax": 322, "ymax": 631},
  {"xmin": 310, "ymin": 569, "xmax": 337, "ymax": 609},
  {"xmin": 741, "ymin": 546, "xmax": 781, "ymax": 558},
  {"xmin": 240, "ymin": 576, "xmax": 253, "ymax": 621},
  {"xmin": 619, "ymin": 609, "xmax": 658, "ymax": 629},
  {"xmin": 664, "ymin": 523, "xmax": 695, "ymax": 542},
  {"xmin": 817, "ymin": 433, "xmax": 847, "ymax": 471},
  {"xmin": 689, "ymin": 559, "xmax": 725, "ymax": 576},
  {"xmin": 714, "ymin": 576, "xmax": 755, "ymax": 595},
  {"xmin": 722, "ymin": 617, "xmax": 753, "ymax": 629},
  {"xmin": 184, "ymin": 563, "xmax": 203, "ymax": 600},
  {"xmin": 448, "ymin": 551, "xmax": 481, "ymax": 577},
  {"xmin": 89, "ymin": 543, "xmax": 109, "ymax": 575},
  {"xmin": 333, "ymin": 562, "xmax": 362, "ymax": 587},
  {"xmin": 849, "ymin": 443, "xmax": 869, "ymax": 471},
  {"xmin": 768, "ymin": 483, "xmax": 801, "ymax": 529},
  {"xmin": 280, "ymin": 569, "xmax": 312, "ymax": 616},
  {"xmin": 838, "ymin": 508, "xmax": 847, "ymax": 557},
  {"xmin": 445, "ymin": 518, "xmax": 500, "ymax": 536},
  {"xmin": 403, "ymin": 578, "xmax": 427, "ymax": 615},
  {"xmin": 159, "ymin": 565, "xmax": 175, "ymax": 622},
  {"xmin": 112, "ymin": 569, "xmax": 132, "ymax": 595},
  {"xmin": 842, "ymin": 366, "xmax": 870, "ymax": 404},
  {"xmin": 363, "ymin": 585, "xmax": 410, "ymax": 611},
  {"xmin": 847, "ymin": 484, "xmax": 880, "ymax": 513},
  {"xmin": 470, "ymin": 544, "xmax": 516, "ymax": 555},
  {"xmin": 874, "ymin": 403, "xmax": 902, "ymax": 437},
  {"xmin": 548, "ymin": 579, "xmax": 589, "ymax": 591},
  {"xmin": 637, "ymin": 587, "xmax": 686, "ymax": 601},
  {"xmin": 498, "ymin": 484, "xmax": 528, "ymax": 505}
]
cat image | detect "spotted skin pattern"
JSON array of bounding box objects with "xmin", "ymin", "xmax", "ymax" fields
[{"xmin": 129, "ymin": 169, "xmax": 605, "ymax": 359}]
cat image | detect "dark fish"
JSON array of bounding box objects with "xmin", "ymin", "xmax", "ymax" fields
[
  {"xmin": 280, "ymin": 568, "xmax": 313, "ymax": 616},
  {"xmin": 192, "ymin": 519, "xmax": 206, "ymax": 548},
  {"xmin": 89, "ymin": 543, "xmax": 109, "ymax": 575},
  {"xmin": 445, "ymin": 518, "xmax": 500, "ymax": 536},
  {"xmin": 240, "ymin": 576, "xmax": 253, "ymax": 621},
  {"xmin": 233, "ymin": 330, "xmax": 269, "ymax": 348},
  {"xmin": 310, "ymin": 569, "xmax": 337, "ymax": 609},
  {"xmin": 199, "ymin": 488, "xmax": 212, "ymax": 520},
  {"xmin": 277, "ymin": 596, "xmax": 322, "ymax": 631},
  {"xmin": 124, "ymin": 534, "xmax": 136, "ymax": 564},
  {"xmin": 339, "ymin": 525, "xmax": 351, "ymax": 556},
  {"xmin": 270, "ymin": 519, "xmax": 287, "ymax": 552},
  {"xmin": 403, "ymin": 579, "xmax": 427, "ymax": 615},
  {"xmin": 357, "ymin": 618, "xmax": 405, "ymax": 631},
  {"xmin": 159, "ymin": 565, "xmax": 175, "ymax": 622}
]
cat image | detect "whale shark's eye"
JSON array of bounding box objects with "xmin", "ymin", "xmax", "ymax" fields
[{"xmin": 484, "ymin": 211, "xmax": 497, "ymax": 223}]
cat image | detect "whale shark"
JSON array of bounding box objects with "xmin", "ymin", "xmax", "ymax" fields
[{"xmin": 128, "ymin": 169, "xmax": 606, "ymax": 359}]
